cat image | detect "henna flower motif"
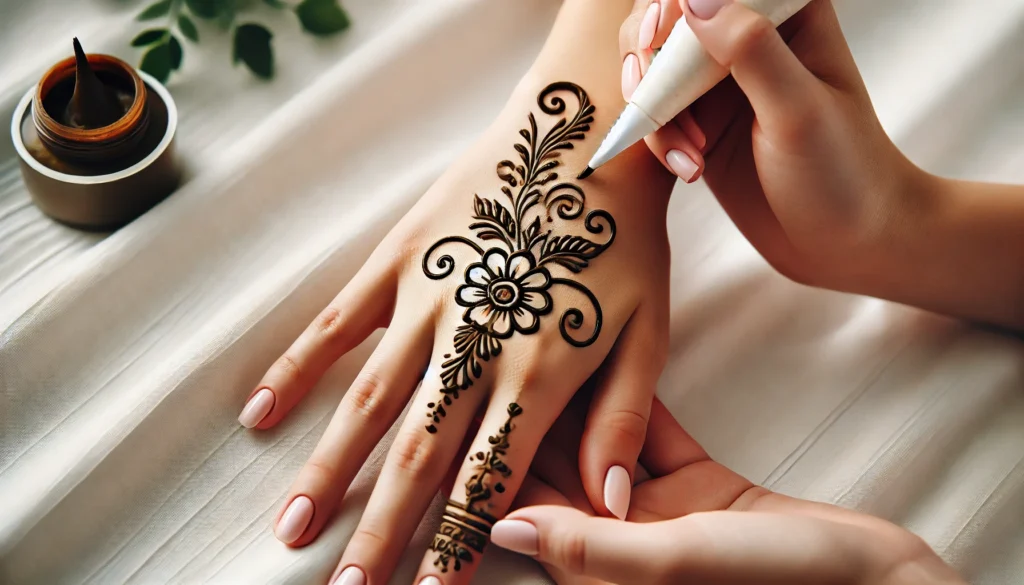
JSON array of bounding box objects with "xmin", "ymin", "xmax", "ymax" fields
[{"xmin": 455, "ymin": 248, "xmax": 552, "ymax": 338}]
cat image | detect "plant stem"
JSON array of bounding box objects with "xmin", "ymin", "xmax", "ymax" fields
[{"xmin": 169, "ymin": 0, "xmax": 183, "ymax": 26}]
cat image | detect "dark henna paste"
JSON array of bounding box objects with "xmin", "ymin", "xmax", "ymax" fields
[
  {"xmin": 422, "ymin": 81, "xmax": 615, "ymax": 433},
  {"xmin": 429, "ymin": 403, "xmax": 523, "ymax": 572}
]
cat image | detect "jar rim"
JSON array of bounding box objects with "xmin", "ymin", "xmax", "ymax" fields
[
  {"xmin": 12, "ymin": 72, "xmax": 178, "ymax": 186},
  {"xmin": 32, "ymin": 52, "xmax": 148, "ymax": 144}
]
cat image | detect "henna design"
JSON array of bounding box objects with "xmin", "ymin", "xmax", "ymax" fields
[
  {"xmin": 430, "ymin": 403, "xmax": 522, "ymax": 572},
  {"xmin": 422, "ymin": 81, "xmax": 615, "ymax": 433}
]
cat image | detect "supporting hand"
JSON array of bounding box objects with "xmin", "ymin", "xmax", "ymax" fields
[{"xmin": 495, "ymin": 398, "xmax": 967, "ymax": 585}]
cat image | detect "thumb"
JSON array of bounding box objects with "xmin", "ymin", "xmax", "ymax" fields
[
  {"xmin": 578, "ymin": 305, "xmax": 664, "ymax": 521},
  {"xmin": 685, "ymin": 0, "xmax": 823, "ymax": 139},
  {"xmin": 490, "ymin": 506, "xmax": 673, "ymax": 585}
]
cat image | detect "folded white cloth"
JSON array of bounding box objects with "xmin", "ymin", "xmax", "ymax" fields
[{"xmin": 2, "ymin": 0, "xmax": 1023, "ymax": 583}]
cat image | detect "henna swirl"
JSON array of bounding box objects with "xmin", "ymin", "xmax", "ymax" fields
[
  {"xmin": 422, "ymin": 236, "xmax": 486, "ymax": 280},
  {"xmin": 549, "ymin": 277, "xmax": 603, "ymax": 348},
  {"xmin": 544, "ymin": 182, "xmax": 585, "ymax": 221}
]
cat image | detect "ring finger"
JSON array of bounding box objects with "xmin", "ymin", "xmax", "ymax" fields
[{"xmin": 411, "ymin": 372, "xmax": 581, "ymax": 585}]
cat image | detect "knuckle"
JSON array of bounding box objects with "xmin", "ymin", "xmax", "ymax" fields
[
  {"xmin": 312, "ymin": 306, "xmax": 345, "ymax": 342},
  {"xmin": 518, "ymin": 362, "xmax": 546, "ymax": 393},
  {"xmin": 300, "ymin": 458, "xmax": 337, "ymax": 486},
  {"xmin": 601, "ymin": 408, "xmax": 649, "ymax": 447},
  {"xmin": 618, "ymin": 7, "xmax": 644, "ymax": 55},
  {"xmin": 553, "ymin": 527, "xmax": 589, "ymax": 575},
  {"xmin": 730, "ymin": 13, "xmax": 775, "ymax": 63},
  {"xmin": 342, "ymin": 370, "xmax": 385, "ymax": 421},
  {"xmin": 773, "ymin": 105, "xmax": 825, "ymax": 150},
  {"xmin": 618, "ymin": 22, "xmax": 636, "ymax": 55},
  {"xmin": 273, "ymin": 354, "xmax": 303, "ymax": 383},
  {"xmin": 389, "ymin": 430, "xmax": 437, "ymax": 476},
  {"xmin": 507, "ymin": 343, "xmax": 554, "ymax": 393},
  {"xmin": 351, "ymin": 525, "xmax": 388, "ymax": 550}
]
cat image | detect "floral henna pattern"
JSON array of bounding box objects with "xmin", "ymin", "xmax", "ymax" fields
[
  {"xmin": 429, "ymin": 403, "xmax": 522, "ymax": 573},
  {"xmin": 421, "ymin": 81, "xmax": 615, "ymax": 433}
]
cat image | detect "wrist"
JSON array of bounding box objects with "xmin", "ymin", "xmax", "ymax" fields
[{"xmin": 822, "ymin": 154, "xmax": 942, "ymax": 299}]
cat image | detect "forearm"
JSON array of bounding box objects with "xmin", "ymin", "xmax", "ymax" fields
[
  {"xmin": 862, "ymin": 170, "xmax": 1024, "ymax": 332},
  {"xmin": 528, "ymin": 0, "xmax": 632, "ymax": 93}
]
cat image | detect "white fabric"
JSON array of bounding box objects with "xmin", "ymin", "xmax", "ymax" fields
[{"xmin": 2, "ymin": 0, "xmax": 1023, "ymax": 583}]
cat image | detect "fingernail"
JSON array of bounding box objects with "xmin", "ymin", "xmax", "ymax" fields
[
  {"xmin": 330, "ymin": 566, "xmax": 365, "ymax": 585},
  {"xmin": 491, "ymin": 519, "xmax": 539, "ymax": 555},
  {"xmin": 604, "ymin": 465, "xmax": 631, "ymax": 520},
  {"xmin": 238, "ymin": 388, "xmax": 274, "ymax": 428},
  {"xmin": 275, "ymin": 495, "xmax": 314, "ymax": 544},
  {"xmin": 418, "ymin": 577, "xmax": 442, "ymax": 585},
  {"xmin": 621, "ymin": 53, "xmax": 641, "ymax": 101},
  {"xmin": 689, "ymin": 0, "xmax": 731, "ymax": 19},
  {"xmin": 637, "ymin": 3, "xmax": 661, "ymax": 50},
  {"xmin": 666, "ymin": 150, "xmax": 700, "ymax": 182}
]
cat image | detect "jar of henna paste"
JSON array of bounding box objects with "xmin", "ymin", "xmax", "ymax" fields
[{"xmin": 11, "ymin": 38, "xmax": 180, "ymax": 231}]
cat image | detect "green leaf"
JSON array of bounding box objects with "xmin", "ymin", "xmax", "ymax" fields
[
  {"xmin": 168, "ymin": 35, "xmax": 183, "ymax": 70},
  {"xmin": 178, "ymin": 15, "xmax": 200, "ymax": 42},
  {"xmin": 140, "ymin": 42, "xmax": 173, "ymax": 83},
  {"xmin": 233, "ymin": 23, "xmax": 274, "ymax": 79},
  {"xmin": 137, "ymin": 0, "xmax": 172, "ymax": 20},
  {"xmin": 294, "ymin": 0, "xmax": 350, "ymax": 36},
  {"xmin": 131, "ymin": 29, "xmax": 169, "ymax": 47},
  {"xmin": 263, "ymin": 0, "xmax": 287, "ymax": 7},
  {"xmin": 186, "ymin": 0, "xmax": 221, "ymax": 19}
]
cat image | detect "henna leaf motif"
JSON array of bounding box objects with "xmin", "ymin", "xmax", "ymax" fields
[
  {"xmin": 522, "ymin": 216, "xmax": 541, "ymax": 248},
  {"xmin": 470, "ymin": 195, "xmax": 516, "ymax": 247},
  {"xmin": 540, "ymin": 234, "xmax": 602, "ymax": 272},
  {"xmin": 426, "ymin": 325, "xmax": 502, "ymax": 433}
]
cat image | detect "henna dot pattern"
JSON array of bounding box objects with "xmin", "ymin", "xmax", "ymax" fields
[
  {"xmin": 421, "ymin": 81, "xmax": 615, "ymax": 433},
  {"xmin": 429, "ymin": 403, "xmax": 523, "ymax": 572}
]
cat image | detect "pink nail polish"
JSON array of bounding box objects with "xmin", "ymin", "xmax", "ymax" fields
[
  {"xmin": 491, "ymin": 519, "xmax": 539, "ymax": 555},
  {"xmin": 275, "ymin": 495, "xmax": 314, "ymax": 544},
  {"xmin": 688, "ymin": 0, "xmax": 731, "ymax": 20},
  {"xmin": 603, "ymin": 465, "xmax": 631, "ymax": 520},
  {"xmin": 621, "ymin": 54, "xmax": 641, "ymax": 101},
  {"xmin": 666, "ymin": 150, "xmax": 700, "ymax": 182},
  {"xmin": 238, "ymin": 388, "xmax": 274, "ymax": 428},
  {"xmin": 330, "ymin": 566, "xmax": 365, "ymax": 585},
  {"xmin": 637, "ymin": 3, "xmax": 660, "ymax": 50}
]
